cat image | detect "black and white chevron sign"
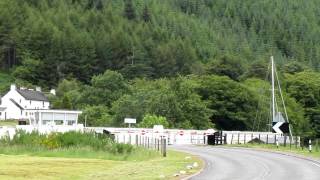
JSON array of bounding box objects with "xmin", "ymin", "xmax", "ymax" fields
[{"xmin": 272, "ymin": 122, "xmax": 289, "ymax": 134}]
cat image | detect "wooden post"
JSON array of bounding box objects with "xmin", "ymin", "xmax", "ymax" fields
[
  {"xmin": 266, "ymin": 134, "xmax": 269, "ymax": 144},
  {"xmin": 136, "ymin": 134, "xmax": 138, "ymax": 145},
  {"xmin": 274, "ymin": 134, "xmax": 277, "ymax": 145},
  {"xmin": 162, "ymin": 138, "xmax": 167, "ymax": 157},
  {"xmin": 289, "ymin": 136, "xmax": 292, "ymax": 149},
  {"xmin": 160, "ymin": 137, "xmax": 163, "ymax": 154},
  {"xmin": 258, "ymin": 134, "xmax": 261, "ymax": 144},
  {"xmin": 224, "ymin": 134, "xmax": 227, "ymax": 144},
  {"xmin": 231, "ymin": 134, "xmax": 234, "ymax": 145},
  {"xmin": 295, "ymin": 136, "xmax": 298, "ymax": 149},
  {"xmin": 251, "ymin": 133, "xmax": 253, "ymax": 142},
  {"xmin": 284, "ymin": 135, "xmax": 287, "ymax": 147},
  {"xmin": 244, "ymin": 134, "xmax": 246, "ymax": 144},
  {"xmin": 238, "ymin": 133, "xmax": 240, "ymax": 144}
]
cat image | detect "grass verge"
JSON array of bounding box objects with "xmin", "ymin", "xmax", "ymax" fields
[
  {"xmin": 0, "ymin": 150, "xmax": 202, "ymax": 180},
  {"xmin": 226, "ymin": 143, "xmax": 320, "ymax": 159},
  {"xmin": 0, "ymin": 120, "xmax": 18, "ymax": 127}
]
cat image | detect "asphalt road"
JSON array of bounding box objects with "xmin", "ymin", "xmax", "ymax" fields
[{"xmin": 171, "ymin": 145, "xmax": 320, "ymax": 180}]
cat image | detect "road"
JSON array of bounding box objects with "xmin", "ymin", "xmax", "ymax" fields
[{"xmin": 171, "ymin": 145, "xmax": 320, "ymax": 180}]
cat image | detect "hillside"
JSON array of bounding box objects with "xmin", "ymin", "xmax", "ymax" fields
[
  {"xmin": 1, "ymin": 0, "xmax": 320, "ymax": 86},
  {"xmin": 0, "ymin": 0, "xmax": 319, "ymax": 137}
]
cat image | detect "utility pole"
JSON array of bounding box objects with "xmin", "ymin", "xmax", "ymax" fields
[{"xmin": 271, "ymin": 56, "xmax": 275, "ymax": 123}]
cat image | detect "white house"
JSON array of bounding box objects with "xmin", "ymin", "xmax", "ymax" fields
[
  {"xmin": 0, "ymin": 84, "xmax": 82, "ymax": 126},
  {"xmin": 0, "ymin": 84, "xmax": 50, "ymax": 120}
]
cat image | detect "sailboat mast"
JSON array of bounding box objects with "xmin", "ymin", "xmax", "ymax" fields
[{"xmin": 271, "ymin": 56, "xmax": 275, "ymax": 122}]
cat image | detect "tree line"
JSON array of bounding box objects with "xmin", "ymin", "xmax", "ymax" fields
[{"xmin": 0, "ymin": 0, "xmax": 319, "ymax": 137}]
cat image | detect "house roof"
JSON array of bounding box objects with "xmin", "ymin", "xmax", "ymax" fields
[
  {"xmin": 10, "ymin": 98, "xmax": 24, "ymax": 110},
  {"xmin": 16, "ymin": 89, "xmax": 49, "ymax": 102}
]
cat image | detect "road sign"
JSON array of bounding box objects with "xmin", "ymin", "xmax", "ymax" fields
[
  {"xmin": 124, "ymin": 118, "xmax": 136, "ymax": 124},
  {"xmin": 141, "ymin": 129, "xmax": 146, "ymax": 135},
  {"xmin": 272, "ymin": 122, "xmax": 289, "ymax": 134},
  {"xmin": 179, "ymin": 130, "xmax": 184, "ymax": 136}
]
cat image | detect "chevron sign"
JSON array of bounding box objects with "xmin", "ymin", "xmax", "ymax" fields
[{"xmin": 272, "ymin": 122, "xmax": 289, "ymax": 134}]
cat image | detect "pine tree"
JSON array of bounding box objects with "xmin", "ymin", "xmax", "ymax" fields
[
  {"xmin": 142, "ymin": 5, "xmax": 151, "ymax": 22},
  {"xmin": 96, "ymin": 0, "xmax": 104, "ymax": 10},
  {"xmin": 124, "ymin": 0, "xmax": 135, "ymax": 20}
]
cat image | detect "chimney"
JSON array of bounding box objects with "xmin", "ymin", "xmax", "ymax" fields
[
  {"xmin": 50, "ymin": 89, "xmax": 56, "ymax": 95},
  {"xmin": 36, "ymin": 86, "xmax": 41, "ymax": 92},
  {"xmin": 10, "ymin": 84, "xmax": 16, "ymax": 91}
]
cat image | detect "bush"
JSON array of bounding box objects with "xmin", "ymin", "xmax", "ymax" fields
[
  {"xmin": 139, "ymin": 114, "xmax": 169, "ymax": 128},
  {"xmin": 0, "ymin": 131, "xmax": 134, "ymax": 154}
]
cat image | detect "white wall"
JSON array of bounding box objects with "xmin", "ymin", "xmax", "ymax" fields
[
  {"xmin": 0, "ymin": 90, "xmax": 25, "ymax": 120},
  {"xmin": 0, "ymin": 88, "xmax": 50, "ymax": 120}
]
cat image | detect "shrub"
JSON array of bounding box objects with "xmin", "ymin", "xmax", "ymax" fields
[{"xmin": 1, "ymin": 130, "xmax": 134, "ymax": 155}]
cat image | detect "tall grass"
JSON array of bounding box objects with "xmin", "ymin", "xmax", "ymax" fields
[{"xmin": 0, "ymin": 131, "xmax": 158, "ymax": 161}]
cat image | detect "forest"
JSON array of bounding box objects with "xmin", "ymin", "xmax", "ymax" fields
[{"xmin": 0, "ymin": 0, "xmax": 319, "ymax": 138}]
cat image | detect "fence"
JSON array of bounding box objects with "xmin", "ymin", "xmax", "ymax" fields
[{"xmin": 113, "ymin": 133, "xmax": 167, "ymax": 157}]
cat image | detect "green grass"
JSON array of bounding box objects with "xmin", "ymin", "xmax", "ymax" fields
[
  {"xmin": 226, "ymin": 143, "xmax": 320, "ymax": 159},
  {"xmin": 0, "ymin": 150, "xmax": 203, "ymax": 180},
  {"xmin": 0, "ymin": 120, "xmax": 18, "ymax": 127},
  {"xmin": 0, "ymin": 145, "xmax": 158, "ymax": 161}
]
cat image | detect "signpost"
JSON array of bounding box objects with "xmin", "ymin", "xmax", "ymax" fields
[
  {"xmin": 124, "ymin": 118, "xmax": 136, "ymax": 128},
  {"xmin": 272, "ymin": 122, "xmax": 289, "ymax": 134}
]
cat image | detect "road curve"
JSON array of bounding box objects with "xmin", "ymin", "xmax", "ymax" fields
[{"xmin": 171, "ymin": 145, "xmax": 320, "ymax": 180}]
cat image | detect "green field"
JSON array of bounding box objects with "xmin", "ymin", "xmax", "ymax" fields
[{"xmin": 0, "ymin": 150, "xmax": 202, "ymax": 180}]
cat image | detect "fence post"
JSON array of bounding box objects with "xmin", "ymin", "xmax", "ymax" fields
[
  {"xmin": 274, "ymin": 134, "xmax": 277, "ymax": 145},
  {"xmin": 157, "ymin": 138, "xmax": 160, "ymax": 151},
  {"xmin": 243, "ymin": 134, "xmax": 246, "ymax": 144},
  {"xmin": 136, "ymin": 134, "xmax": 138, "ymax": 145},
  {"xmin": 163, "ymin": 138, "xmax": 167, "ymax": 157},
  {"xmin": 309, "ymin": 139, "xmax": 312, "ymax": 153},
  {"xmin": 295, "ymin": 136, "xmax": 298, "ymax": 149},
  {"xmin": 224, "ymin": 134, "xmax": 227, "ymax": 144},
  {"xmin": 284, "ymin": 135, "xmax": 287, "ymax": 147},
  {"xmin": 231, "ymin": 134, "xmax": 233, "ymax": 145},
  {"xmin": 147, "ymin": 137, "xmax": 150, "ymax": 149},
  {"xmin": 251, "ymin": 133, "xmax": 253, "ymax": 142},
  {"xmin": 238, "ymin": 133, "xmax": 240, "ymax": 144},
  {"xmin": 266, "ymin": 134, "xmax": 269, "ymax": 144},
  {"xmin": 258, "ymin": 134, "xmax": 261, "ymax": 144},
  {"xmin": 289, "ymin": 136, "xmax": 292, "ymax": 149}
]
